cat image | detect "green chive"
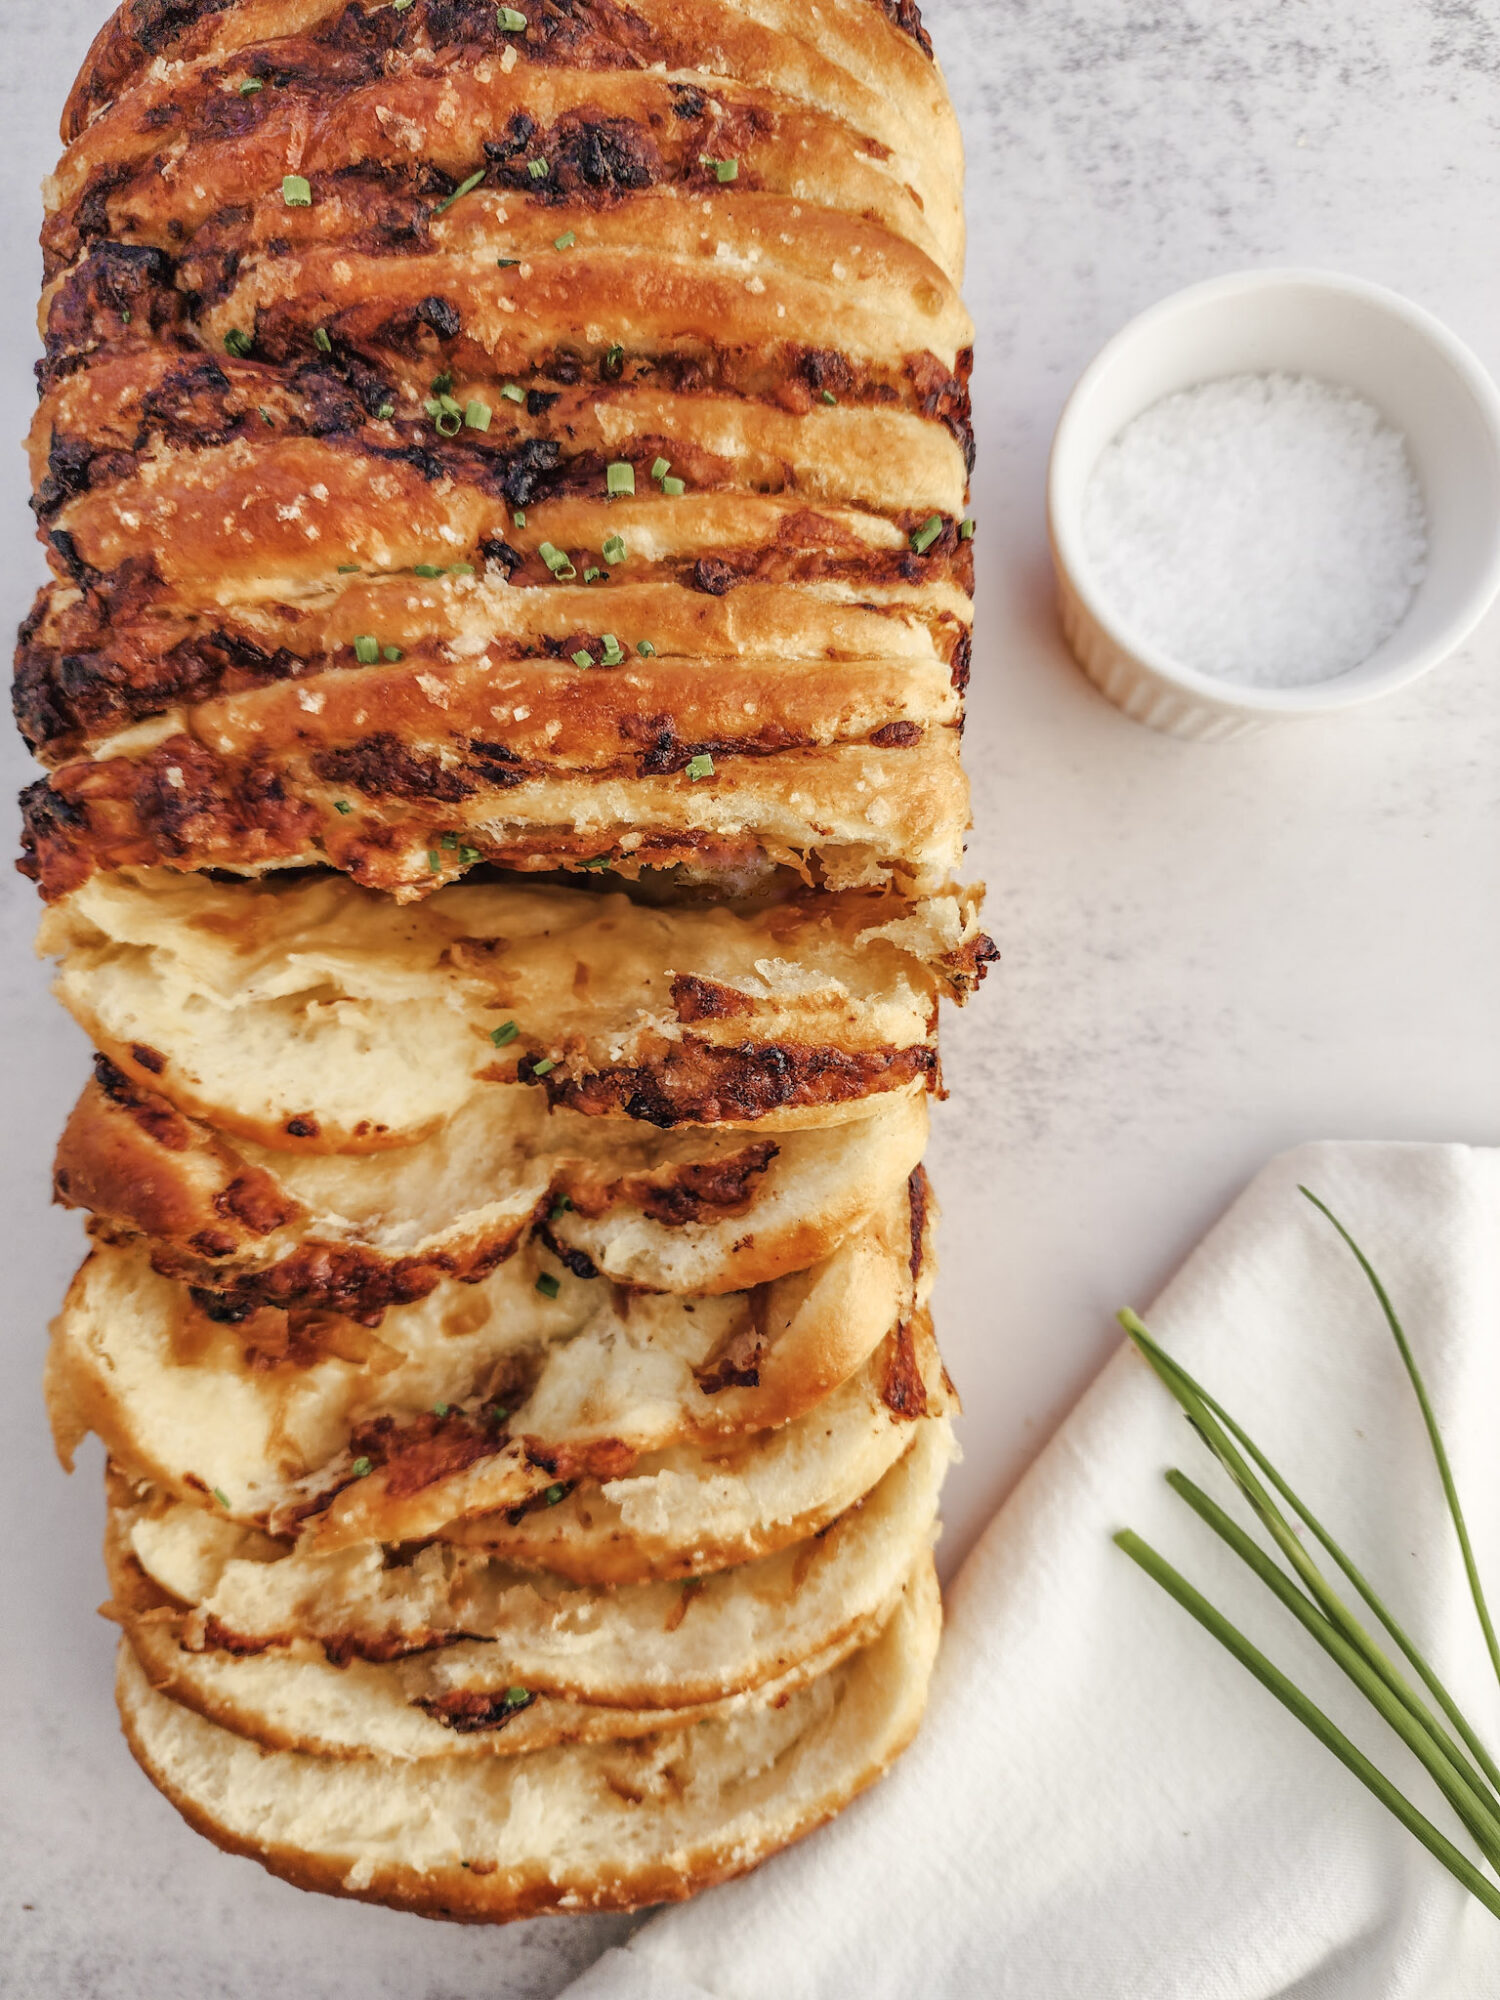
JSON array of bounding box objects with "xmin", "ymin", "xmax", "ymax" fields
[
  {"xmin": 528, "ymin": 158, "xmax": 548, "ymax": 180},
  {"xmin": 239, "ymin": 78, "xmax": 264, "ymax": 96},
  {"xmin": 581, "ymin": 856, "xmax": 611, "ymax": 870},
  {"xmin": 550, "ymin": 1196, "xmax": 574, "ymax": 1219},
  {"xmin": 212, "ymin": 1488, "xmax": 231, "ymax": 1508},
  {"xmin": 487, "ymin": 1406, "xmax": 511, "ymax": 1426},
  {"xmin": 685, "ymin": 752, "xmax": 715, "ymax": 781},
  {"xmin": 490, "ymin": 1021, "xmax": 520, "ymax": 1047},
  {"xmin": 224, "ymin": 328, "xmax": 253, "ymax": 357},
  {"xmin": 429, "ymin": 851, "xmax": 443, "ymax": 873},
  {"xmin": 498, "ymin": 256, "xmax": 521, "ymax": 269},
  {"xmin": 702, "ymin": 157, "xmax": 739, "ymax": 183},
  {"xmin": 414, "ymin": 563, "xmax": 447, "ymax": 578},
  {"xmin": 314, "ymin": 327, "xmax": 333, "ymax": 354},
  {"xmin": 333, "ymin": 800, "xmax": 352, "ymax": 815},
  {"xmin": 651, "ymin": 457, "xmax": 671, "ymax": 481},
  {"xmin": 432, "ymin": 370, "xmax": 454, "ymax": 394},
  {"xmin": 819, "ymin": 389, "xmax": 838, "ymax": 405},
  {"xmin": 606, "ymin": 461, "xmax": 635, "ymax": 497},
  {"xmin": 544, "ymin": 1483, "xmax": 567, "ymax": 1506},
  {"xmin": 554, "ymin": 230, "xmax": 576, "ymax": 250},
  {"xmin": 435, "ymin": 170, "xmax": 486, "ymax": 216},
  {"xmin": 504, "ymin": 1685, "xmax": 531, "ymax": 1706},
  {"xmin": 572, "ymin": 648, "xmax": 594, "ymax": 668},
  {"xmin": 602, "ymin": 343, "xmax": 625, "ymax": 377},
  {"xmin": 337, "ymin": 563, "xmax": 360, "ymax": 574},
  {"xmin": 959, "ymin": 517, "xmax": 976, "ymax": 540},
  {"xmin": 393, "ymin": 0, "xmax": 414, "ymax": 10},
  {"xmin": 354, "ymin": 635, "xmax": 379, "ymax": 663},
  {"xmin": 382, "ymin": 645, "xmax": 404, "ymax": 662},
  {"xmin": 536, "ymin": 1272, "xmax": 561, "ymax": 1299},
  {"xmin": 464, "ymin": 399, "xmax": 493, "ymax": 432},
  {"xmin": 531, "ymin": 1056, "xmax": 557, "ymax": 1076},
  {"xmin": 458, "ymin": 845, "xmax": 481, "ymax": 865},
  {"xmin": 583, "ymin": 568, "xmax": 603, "ymax": 583},
  {"xmin": 497, "ymin": 5, "xmax": 527, "ymax": 27},
  {"xmin": 433, "ymin": 1402, "xmax": 452, "ymax": 1418},
  {"xmin": 602, "ymin": 534, "xmax": 627, "ymax": 565},
  {"xmin": 283, "ymin": 174, "xmax": 312, "ymax": 207},
  {"xmin": 440, "ymin": 831, "xmax": 457, "ymax": 850},
  {"xmin": 637, "ymin": 639, "xmax": 655, "ymax": 657},
  {"xmin": 259, "ymin": 408, "xmax": 274, "ymax": 425},
  {"xmin": 910, "ymin": 514, "xmax": 943, "ymax": 554},
  {"xmin": 600, "ymin": 634, "xmax": 624, "ymax": 666},
  {"xmin": 499, "ymin": 383, "xmax": 525, "ymax": 406},
  {"xmin": 538, "ymin": 542, "xmax": 576, "ymax": 579},
  {"xmin": 660, "ymin": 476, "xmax": 685, "ymax": 497},
  {"xmin": 450, "ymin": 562, "xmax": 475, "ymax": 577},
  {"xmin": 351, "ymin": 1457, "xmax": 374, "ymax": 1478},
  {"xmin": 377, "ymin": 401, "xmax": 396, "ymax": 419},
  {"xmin": 512, "ymin": 509, "xmax": 526, "ymax": 528}
]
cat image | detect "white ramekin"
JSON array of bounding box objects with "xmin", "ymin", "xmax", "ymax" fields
[{"xmin": 1047, "ymin": 268, "xmax": 1500, "ymax": 740}]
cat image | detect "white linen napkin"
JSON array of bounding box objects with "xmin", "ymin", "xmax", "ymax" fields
[{"xmin": 563, "ymin": 1143, "xmax": 1500, "ymax": 2000}]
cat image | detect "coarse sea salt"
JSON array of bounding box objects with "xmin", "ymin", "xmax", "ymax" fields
[{"xmin": 1080, "ymin": 372, "xmax": 1428, "ymax": 688}]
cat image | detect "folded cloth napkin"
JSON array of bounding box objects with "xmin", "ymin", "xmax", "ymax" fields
[{"xmin": 564, "ymin": 1143, "xmax": 1500, "ymax": 2000}]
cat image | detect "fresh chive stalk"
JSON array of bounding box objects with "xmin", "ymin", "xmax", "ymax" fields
[{"xmin": 1115, "ymin": 1199, "xmax": 1500, "ymax": 1921}]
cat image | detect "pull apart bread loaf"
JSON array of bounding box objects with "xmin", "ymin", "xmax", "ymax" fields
[{"xmin": 20, "ymin": 0, "xmax": 986, "ymax": 1923}]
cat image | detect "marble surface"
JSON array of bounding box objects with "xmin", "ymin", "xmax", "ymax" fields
[{"xmin": 3, "ymin": 2, "xmax": 1499, "ymax": 1993}]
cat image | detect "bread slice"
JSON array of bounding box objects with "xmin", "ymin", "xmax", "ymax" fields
[
  {"xmin": 116, "ymin": 1553, "xmax": 942, "ymax": 1923},
  {"xmin": 117, "ymin": 1420, "xmax": 952, "ymax": 1708},
  {"xmin": 49, "ymin": 1175, "xmax": 931, "ymax": 1538},
  {"xmin": 56, "ymin": 1056, "xmax": 930, "ymax": 1315},
  {"xmin": 41, "ymin": 868, "xmax": 988, "ymax": 1149}
]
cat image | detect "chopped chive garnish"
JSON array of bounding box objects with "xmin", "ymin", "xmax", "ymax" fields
[
  {"xmin": 428, "ymin": 850, "xmax": 443, "ymax": 873},
  {"xmin": 602, "ymin": 343, "xmax": 625, "ymax": 377},
  {"xmin": 314, "ymin": 327, "xmax": 333, "ymax": 354},
  {"xmin": 686, "ymin": 753, "xmax": 715, "ymax": 781},
  {"xmin": 572, "ymin": 648, "xmax": 594, "ymax": 668},
  {"xmin": 383, "ymin": 645, "xmax": 404, "ymax": 662},
  {"xmin": 554, "ymin": 230, "xmax": 576, "ymax": 250},
  {"xmin": 212, "ymin": 1488, "xmax": 230, "ymax": 1508},
  {"xmin": 441, "ymin": 831, "xmax": 457, "ymax": 850},
  {"xmin": 512, "ymin": 509, "xmax": 526, "ymax": 528},
  {"xmin": 333, "ymin": 799, "xmax": 352, "ymax": 815},
  {"xmin": 606, "ymin": 461, "xmax": 635, "ymax": 497},
  {"xmin": 581, "ymin": 855, "xmax": 611, "ymax": 870},
  {"xmin": 224, "ymin": 328, "xmax": 253, "ymax": 357},
  {"xmin": 600, "ymin": 634, "xmax": 624, "ymax": 666},
  {"xmin": 602, "ymin": 534, "xmax": 627, "ymax": 565},
  {"xmin": 259, "ymin": 407, "xmax": 273, "ymax": 424},
  {"xmin": 432, "ymin": 370, "xmax": 454, "ymax": 394},
  {"xmin": 910, "ymin": 513, "xmax": 944, "ymax": 554},
  {"xmin": 337, "ymin": 563, "xmax": 360, "ymax": 573},
  {"xmin": 538, "ymin": 542, "xmax": 576, "ymax": 579},
  {"xmin": 702, "ymin": 157, "xmax": 739, "ymax": 183},
  {"xmin": 414, "ymin": 563, "xmax": 447, "ymax": 578},
  {"xmin": 239, "ymin": 78, "xmax": 263, "ymax": 96},
  {"xmin": 544, "ymin": 1483, "xmax": 567, "ymax": 1506},
  {"xmin": 819, "ymin": 389, "xmax": 838, "ymax": 405},
  {"xmin": 465, "ymin": 398, "xmax": 493, "ymax": 431},
  {"xmin": 282, "ymin": 174, "xmax": 312, "ymax": 207},
  {"xmin": 527, "ymin": 158, "xmax": 548, "ymax": 180},
  {"xmin": 504, "ymin": 1685, "xmax": 531, "ymax": 1706},
  {"xmin": 531, "ymin": 1056, "xmax": 558, "ymax": 1076},
  {"xmin": 351, "ymin": 1457, "xmax": 373, "ymax": 1478},
  {"xmin": 551, "ymin": 1195, "xmax": 574, "ymax": 1218},
  {"xmin": 376, "ymin": 401, "xmax": 396, "ymax": 419},
  {"xmin": 497, "ymin": 5, "xmax": 527, "ymax": 28},
  {"xmin": 393, "ymin": 0, "xmax": 413, "ymax": 10},
  {"xmin": 458, "ymin": 845, "xmax": 480, "ymax": 864},
  {"xmin": 500, "ymin": 383, "xmax": 525, "ymax": 404},
  {"xmin": 637, "ymin": 639, "xmax": 656, "ymax": 657},
  {"xmin": 583, "ymin": 568, "xmax": 603, "ymax": 583},
  {"xmin": 487, "ymin": 1405, "xmax": 510, "ymax": 1426},
  {"xmin": 435, "ymin": 169, "xmax": 486, "ymax": 215},
  {"xmin": 660, "ymin": 476, "xmax": 685, "ymax": 497},
  {"xmin": 536, "ymin": 1272, "xmax": 561, "ymax": 1299},
  {"xmin": 450, "ymin": 561, "xmax": 475, "ymax": 577},
  {"xmin": 651, "ymin": 457, "xmax": 671, "ymax": 481},
  {"xmin": 497, "ymin": 256, "xmax": 521, "ymax": 269},
  {"xmin": 433, "ymin": 1402, "xmax": 452, "ymax": 1417},
  {"xmin": 490, "ymin": 1021, "xmax": 520, "ymax": 1047},
  {"xmin": 354, "ymin": 635, "xmax": 380, "ymax": 663},
  {"xmin": 959, "ymin": 517, "xmax": 976, "ymax": 540}
]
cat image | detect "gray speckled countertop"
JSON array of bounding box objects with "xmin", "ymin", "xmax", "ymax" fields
[{"xmin": 4, "ymin": 4, "xmax": 1498, "ymax": 1993}]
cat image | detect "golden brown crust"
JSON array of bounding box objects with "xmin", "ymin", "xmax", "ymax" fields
[{"xmin": 21, "ymin": 0, "xmax": 976, "ymax": 908}]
